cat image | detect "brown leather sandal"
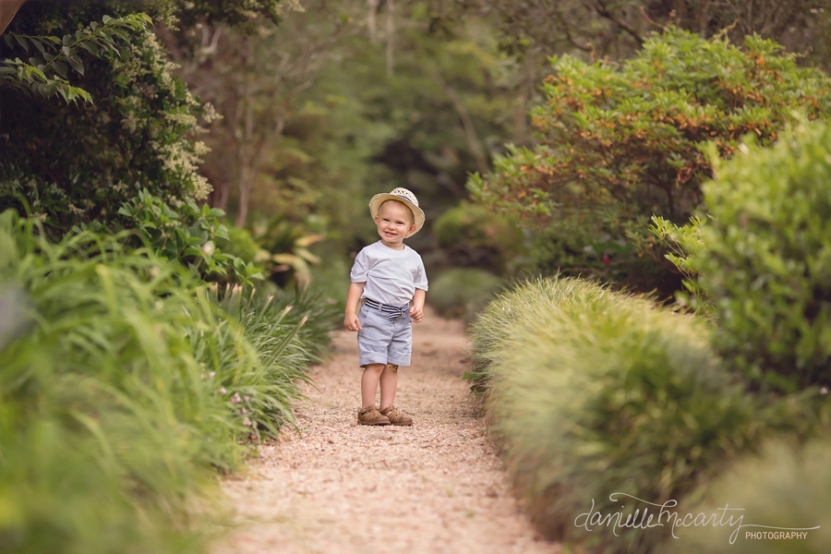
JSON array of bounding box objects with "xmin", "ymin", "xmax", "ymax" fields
[
  {"xmin": 380, "ymin": 405, "xmax": 413, "ymax": 426},
  {"xmin": 357, "ymin": 405, "xmax": 391, "ymax": 425}
]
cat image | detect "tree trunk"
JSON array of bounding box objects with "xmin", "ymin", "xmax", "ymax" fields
[
  {"xmin": 212, "ymin": 181, "xmax": 229, "ymax": 211},
  {"xmin": 0, "ymin": 0, "xmax": 27, "ymax": 36},
  {"xmin": 386, "ymin": 0, "xmax": 394, "ymax": 76},
  {"xmin": 235, "ymin": 95, "xmax": 256, "ymax": 227},
  {"xmin": 236, "ymin": 165, "xmax": 252, "ymax": 227},
  {"xmin": 367, "ymin": 0, "xmax": 379, "ymax": 43}
]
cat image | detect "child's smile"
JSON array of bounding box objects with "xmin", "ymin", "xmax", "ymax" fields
[{"xmin": 374, "ymin": 201, "xmax": 416, "ymax": 249}]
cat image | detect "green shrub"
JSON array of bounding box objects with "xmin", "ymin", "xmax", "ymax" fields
[
  {"xmin": 525, "ymin": 214, "xmax": 683, "ymax": 294},
  {"xmin": 0, "ymin": 0, "xmax": 288, "ymax": 235},
  {"xmin": 469, "ymin": 277, "xmax": 770, "ymax": 553},
  {"xmin": 650, "ymin": 215, "xmax": 711, "ymax": 314},
  {"xmin": 117, "ymin": 190, "xmax": 264, "ymax": 286},
  {"xmin": 662, "ymin": 438, "xmax": 831, "ymax": 553},
  {"xmin": 307, "ymin": 251, "xmax": 352, "ymax": 311},
  {"xmin": 0, "ymin": 7, "xmax": 214, "ymax": 234},
  {"xmin": 0, "ymin": 210, "xmax": 337, "ymax": 553},
  {"xmin": 433, "ymin": 202, "xmax": 525, "ymax": 275},
  {"xmin": 216, "ymin": 225, "xmax": 264, "ymax": 265},
  {"xmin": 469, "ymin": 27, "xmax": 831, "ymax": 293},
  {"xmin": 698, "ymin": 121, "xmax": 831, "ymax": 393},
  {"xmin": 427, "ymin": 267, "xmax": 503, "ymax": 322},
  {"xmin": 250, "ymin": 216, "xmax": 324, "ymax": 288}
]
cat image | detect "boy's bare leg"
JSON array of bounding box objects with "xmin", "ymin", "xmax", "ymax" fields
[
  {"xmin": 360, "ymin": 363, "xmax": 385, "ymax": 407},
  {"xmin": 379, "ymin": 364, "xmax": 397, "ymax": 410}
]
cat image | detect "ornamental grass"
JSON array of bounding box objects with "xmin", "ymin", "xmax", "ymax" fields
[
  {"xmin": 468, "ymin": 277, "xmax": 800, "ymax": 553},
  {"xmin": 0, "ymin": 210, "xmax": 337, "ymax": 553}
]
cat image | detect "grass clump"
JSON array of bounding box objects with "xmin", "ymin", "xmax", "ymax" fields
[
  {"xmin": 662, "ymin": 438, "xmax": 831, "ymax": 553},
  {"xmin": 469, "ymin": 277, "xmax": 770, "ymax": 553},
  {"xmin": 0, "ymin": 210, "xmax": 337, "ymax": 553}
]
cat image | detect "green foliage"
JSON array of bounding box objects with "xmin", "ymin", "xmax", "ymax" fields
[
  {"xmin": 0, "ymin": 209, "xmax": 337, "ymax": 553},
  {"xmin": 468, "ymin": 27, "xmax": 831, "ymax": 292},
  {"xmin": 432, "ymin": 202, "xmax": 525, "ymax": 275},
  {"xmin": 471, "ymin": 27, "xmax": 831, "ymax": 222},
  {"xmin": 468, "ymin": 277, "xmax": 773, "ymax": 552},
  {"xmin": 250, "ymin": 216, "xmax": 324, "ymax": 288},
  {"xmin": 192, "ymin": 3, "xmax": 530, "ymax": 255},
  {"xmin": 306, "ymin": 250, "xmax": 351, "ymax": 311},
  {"xmin": 117, "ymin": 190, "xmax": 264, "ymax": 285},
  {"xmin": 0, "ymin": 13, "xmax": 151, "ymax": 103},
  {"xmin": 427, "ymin": 267, "xmax": 503, "ymax": 322},
  {"xmin": 650, "ymin": 215, "xmax": 711, "ymax": 313},
  {"xmin": 523, "ymin": 210, "xmax": 679, "ymax": 294},
  {"xmin": 662, "ymin": 438, "xmax": 831, "ymax": 553},
  {"xmin": 216, "ymin": 226, "xmax": 264, "ymax": 265},
  {"xmin": 0, "ymin": 2, "xmax": 219, "ymax": 235},
  {"xmin": 171, "ymin": 0, "xmax": 292, "ymax": 29},
  {"xmin": 698, "ymin": 121, "xmax": 831, "ymax": 393}
]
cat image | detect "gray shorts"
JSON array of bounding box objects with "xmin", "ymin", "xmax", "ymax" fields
[{"xmin": 357, "ymin": 300, "xmax": 412, "ymax": 368}]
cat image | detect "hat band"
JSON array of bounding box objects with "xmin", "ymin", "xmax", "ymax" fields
[{"xmin": 394, "ymin": 193, "xmax": 417, "ymax": 207}]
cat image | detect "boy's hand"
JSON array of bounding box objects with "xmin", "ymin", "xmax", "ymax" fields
[
  {"xmin": 410, "ymin": 304, "xmax": 424, "ymax": 323},
  {"xmin": 344, "ymin": 313, "xmax": 362, "ymax": 332}
]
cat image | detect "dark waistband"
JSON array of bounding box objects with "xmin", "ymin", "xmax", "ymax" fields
[{"xmin": 363, "ymin": 298, "xmax": 409, "ymax": 319}]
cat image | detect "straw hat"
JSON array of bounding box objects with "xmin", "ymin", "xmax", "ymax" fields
[{"xmin": 368, "ymin": 187, "xmax": 425, "ymax": 235}]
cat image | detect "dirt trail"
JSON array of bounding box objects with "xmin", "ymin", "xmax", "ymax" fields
[{"xmin": 214, "ymin": 308, "xmax": 561, "ymax": 554}]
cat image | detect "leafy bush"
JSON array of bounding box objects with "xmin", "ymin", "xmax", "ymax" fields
[
  {"xmin": 250, "ymin": 216, "xmax": 324, "ymax": 288},
  {"xmin": 0, "ymin": 0, "xmax": 294, "ymax": 236},
  {"xmin": 468, "ymin": 277, "xmax": 773, "ymax": 553},
  {"xmin": 427, "ymin": 267, "xmax": 503, "ymax": 322},
  {"xmin": 663, "ymin": 438, "xmax": 831, "ymax": 553},
  {"xmin": 525, "ymin": 213, "xmax": 684, "ymax": 294},
  {"xmin": 0, "ymin": 210, "xmax": 336, "ymax": 553},
  {"xmin": 0, "ymin": 4, "xmax": 216, "ymax": 235},
  {"xmin": 650, "ymin": 214, "xmax": 711, "ymax": 314},
  {"xmin": 468, "ymin": 27, "xmax": 831, "ymax": 292},
  {"xmin": 698, "ymin": 121, "xmax": 831, "ymax": 393},
  {"xmin": 433, "ymin": 202, "xmax": 525, "ymax": 275},
  {"xmin": 216, "ymin": 225, "xmax": 265, "ymax": 265},
  {"xmin": 118, "ymin": 189, "xmax": 264, "ymax": 285}
]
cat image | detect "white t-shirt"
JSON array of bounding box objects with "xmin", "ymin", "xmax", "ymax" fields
[{"xmin": 350, "ymin": 241, "xmax": 428, "ymax": 306}]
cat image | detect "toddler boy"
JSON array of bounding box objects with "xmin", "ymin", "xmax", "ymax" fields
[{"xmin": 344, "ymin": 187, "xmax": 428, "ymax": 426}]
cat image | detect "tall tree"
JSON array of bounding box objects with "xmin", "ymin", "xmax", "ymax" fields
[
  {"xmin": 434, "ymin": 0, "xmax": 831, "ymax": 69},
  {"xmin": 158, "ymin": 0, "xmax": 360, "ymax": 227}
]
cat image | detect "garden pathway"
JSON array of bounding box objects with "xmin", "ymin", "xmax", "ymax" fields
[{"xmin": 214, "ymin": 308, "xmax": 560, "ymax": 554}]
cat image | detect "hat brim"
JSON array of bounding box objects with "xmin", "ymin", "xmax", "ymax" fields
[{"xmin": 369, "ymin": 193, "xmax": 425, "ymax": 234}]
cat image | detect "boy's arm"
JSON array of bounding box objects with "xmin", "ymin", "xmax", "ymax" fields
[
  {"xmin": 410, "ymin": 288, "xmax": 426, "ymax": 323},
  {"xmin": 344, "ymin": 281, "xmax": 365, "ymax": 331}
]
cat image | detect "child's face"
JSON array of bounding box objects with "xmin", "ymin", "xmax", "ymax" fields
[{"xmin": 374, "ymin": 201, "xmax": 416, "ymax": 248}]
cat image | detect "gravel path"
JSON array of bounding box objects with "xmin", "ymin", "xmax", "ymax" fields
[{"xmin": 214, "ymin": 309, "xmax": 560, "ymax": 554}]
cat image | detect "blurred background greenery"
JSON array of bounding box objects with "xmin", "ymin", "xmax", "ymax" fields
[
  {"xmin": 6, "ymin": 0, "xmax": 831, "ymax": 313},
  {"xmin": 3, "ymin": 0, "xmax": 831, "ymax": 552}
]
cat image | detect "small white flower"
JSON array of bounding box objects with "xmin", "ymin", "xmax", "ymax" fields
[
  {"xmin": 201, "ymin": 240, "xmax": 215, "ymax": 256},
  {"xmin": 243, "ymin": 417, "xmax": 253, "ymax": 427},
  {"xmin": 219, "ymin": 387, "xmax": 227, "ymax": 395}
]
